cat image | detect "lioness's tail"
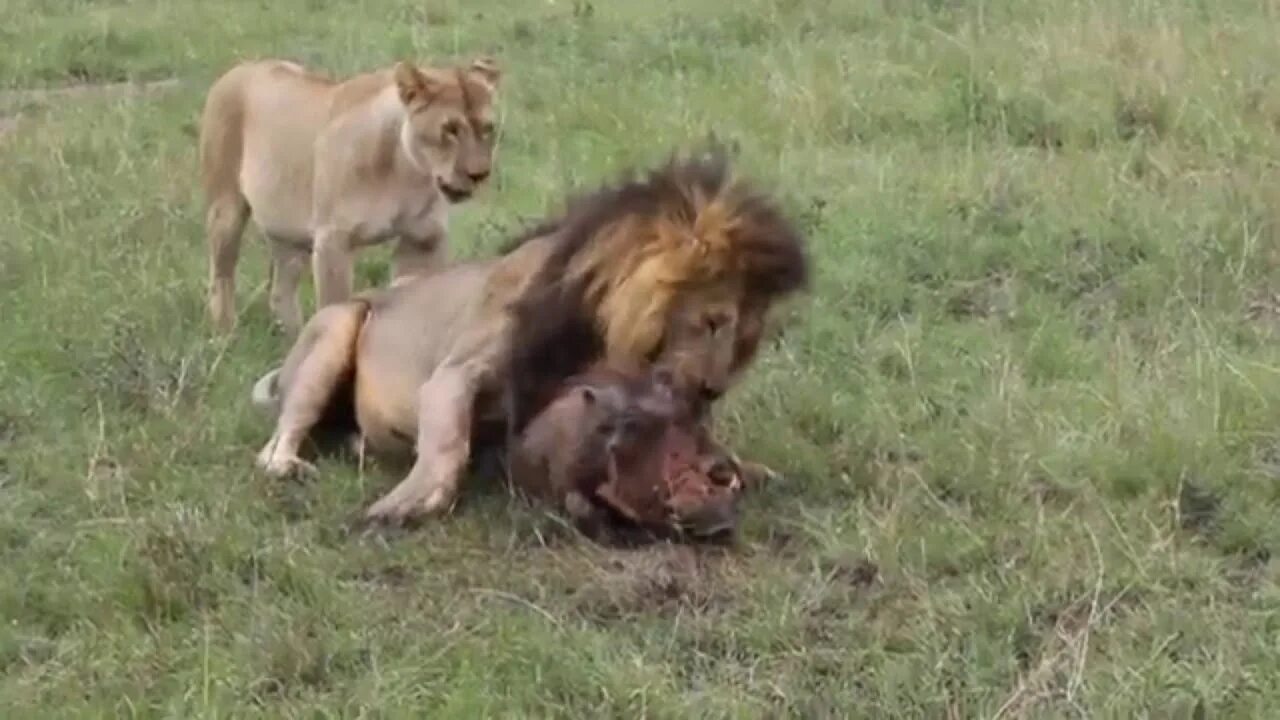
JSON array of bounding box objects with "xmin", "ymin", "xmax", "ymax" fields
[{"xmin": 251, "ymin": 368, "xmax": 282, "ymax": 414}]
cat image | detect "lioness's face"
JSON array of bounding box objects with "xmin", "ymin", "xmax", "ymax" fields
[
  {"xmin": 656, "ymin": 285, "xmax": 765, "ymax": 414},
  {"xmin": 394, "ymin": 58, "xmax": 501, "ymax": 203}
]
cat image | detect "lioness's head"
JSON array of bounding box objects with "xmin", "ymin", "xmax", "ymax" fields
[
  {"xmin": 393, "ymin": 57, "xmax": 501, "ymax": 203},
  {"xmin": 506, "ymin": 143, "xmax": 810, "ymax": 431}
]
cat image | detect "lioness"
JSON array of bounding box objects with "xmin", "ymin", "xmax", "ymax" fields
[
  {"xmin": 199, "ymin": 56, "xmax": 501, "ymax": 333},
  {"xmin": 250, "ymin": 145, "xmax": 809, "ymax": 526}
]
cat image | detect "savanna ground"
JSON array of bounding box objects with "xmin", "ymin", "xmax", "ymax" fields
[{"xmin": 3, "ymin": 0, "xmax": 1280, "ymax": 716}]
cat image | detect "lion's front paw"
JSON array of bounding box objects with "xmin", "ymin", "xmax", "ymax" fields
[
  {"xmin": 363, "ymin": 480, "xmax": 457, "ymax": 527},
  {"xmin": 256, "ymin": 442, "xmax": 318, "ymax": 479}
]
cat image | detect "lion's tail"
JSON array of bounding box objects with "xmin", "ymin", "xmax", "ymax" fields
[{"xmin": 251, "ymin": 368, "xmax": 282, "ymax": 414}]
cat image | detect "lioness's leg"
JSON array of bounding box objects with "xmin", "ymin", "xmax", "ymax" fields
[
  {"xmin": 364, "ymin": 364, "xmax": 475, "ymax": 524},
  {"xmin": 312, "ymin": 226, "xmax": 355, "ymax": 309},
  {"xmin": 390, "ymin": 232, "xmax": 445, "ymax": 284},
  {"xmin": 206, "ymin": 195, "xmax": 249, "ymax": 332},
  {"xmin": 267, "ymin": 238, "xmax": 308, "ymax": 334},
  {"xmin": 257, "ymin": 302, "xmax": 367, "ymax": 477}
]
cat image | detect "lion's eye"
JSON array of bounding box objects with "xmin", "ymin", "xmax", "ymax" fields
[
  {"xmin": 477, "ymin": 122, "xmax": 495, "ymax": 139},
  {"xmin": 443, "ymin": 121, "xmax": 462, "ymax": 139}
]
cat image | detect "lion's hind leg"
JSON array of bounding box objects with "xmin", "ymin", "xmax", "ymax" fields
[{"xmin": 257, "ymin": 301, "xmax": 368, "ymax": 478}]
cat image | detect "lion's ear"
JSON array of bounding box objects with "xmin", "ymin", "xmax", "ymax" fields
[
  {"xmin": 469, "ymin": 56, "xmax": 501, "ymax": 89},
  {"xmin": 394, "ymin": 61, "xmax": 443, "ymax": 106}
]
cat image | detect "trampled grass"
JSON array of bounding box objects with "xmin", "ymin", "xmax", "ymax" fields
[{"xmin": 3, "ymin": 0, "xmax": 1280, "ymax": 716}]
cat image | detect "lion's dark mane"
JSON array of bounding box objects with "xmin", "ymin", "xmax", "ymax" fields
[{"xmin": 500, "ymin": 143, "xmax": 811, "ymax": 436}]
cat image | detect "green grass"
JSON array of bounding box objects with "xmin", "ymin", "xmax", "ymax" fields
[{"xmin": 3, "ymin": 0, "xmax": 1280, "ymax": 715}]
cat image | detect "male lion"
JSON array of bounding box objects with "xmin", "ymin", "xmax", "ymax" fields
[
  {"xmin": 199, "ymin": 56, "xmax": 501, "ymax": 334},
  {"xmin": 250, "ymin": 144, "xmax": 809, "ymax": 527}
]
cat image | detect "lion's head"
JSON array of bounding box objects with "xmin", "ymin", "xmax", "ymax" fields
[
  {"xmin": 506, "ymin": 143, "xmax": 810, "ymax": 432},
  {"xmin": 392, "ymin": 57, "xmax": 501, "ymax": 203}
]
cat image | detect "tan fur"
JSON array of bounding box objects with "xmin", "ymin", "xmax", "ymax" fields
[
  {"xmin": 248, "ymin": 148, "xmax": 809, "ymax": 527},
  {"xmin": 199, "ymin": 56, "xmax": 502, "ymax": 334}
]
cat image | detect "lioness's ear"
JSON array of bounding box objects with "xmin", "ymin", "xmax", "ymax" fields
[
  {"xmin": 393, "ymin": 61, "xmax": 442, "ymax": 106},
  {"xmin": 469, "ymin": 56, "xmax": 501, "ymax": 89},
  {"xmin": 393, "ymin": 61, "xmax": 425, "ymax": 105}
]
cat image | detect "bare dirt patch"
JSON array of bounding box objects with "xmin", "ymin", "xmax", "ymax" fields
[{"xmin": 571, "ymin": 544, "xmax": 733, "ymax": 622}]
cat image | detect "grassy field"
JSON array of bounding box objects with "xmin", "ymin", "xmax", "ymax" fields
[{"xmin": 3, "ymin": 0, "xmax": 1280, "ymax": 716}]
